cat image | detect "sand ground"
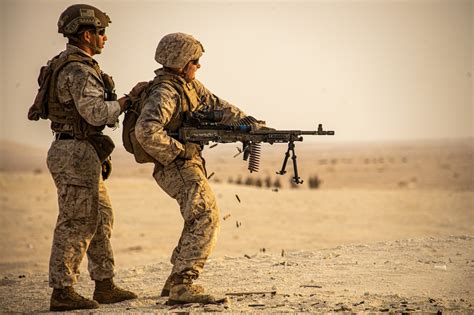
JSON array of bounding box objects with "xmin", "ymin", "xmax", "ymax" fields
[{"xmin": 0, "ymin": 140, "xmax": 472, "ymax": 313}]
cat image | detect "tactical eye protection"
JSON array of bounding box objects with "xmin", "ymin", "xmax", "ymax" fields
[
  {"xmin": 190, "ymin": 59, "xmax": 200, "ymax": 65},
  {"xmin": 78, "ymin": 28, "xmax": 106, "ymax": 36}
]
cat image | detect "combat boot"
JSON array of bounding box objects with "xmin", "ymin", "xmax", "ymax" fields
[
  {"xmin": 50, "ymin": 286, "xmax": 99, "ymax": 311},
  {"xmin": 168, "ymin": 283, "xmax": 218, "ymax": 305},
  {"xmin": 161, "ymin": 274, "xmax": 205, "ymax": 297},
  {"xmin": 93, "ymin": 278, "xmax": 138, "ymax": 304}
]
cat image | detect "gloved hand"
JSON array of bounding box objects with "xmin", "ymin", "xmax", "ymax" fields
[
  {"xmin": 235, "ymin": 116, "xmax": 275, "ymax": 131},
  {"xmin": 101, "ymin": 157, "xmax": 112, "ymax": 180},
  {"xmin": 118, "ymin": 81, "xmax": 149, "ymax": 112},
  {"xmin": 179, "ymin": 143, "xmax": 201, "ymax": 160},
  {"xmin": 118, "ymin": 96, "xmax": 129, "ymax": 112}
]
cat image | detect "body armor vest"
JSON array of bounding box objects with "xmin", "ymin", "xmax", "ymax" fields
[
  {"xmin": 152, "ymin": 72, "xmax": 202, "ymax": 132},
  {"xmin": 122, "ymin": 71, "xmax": 201, "ymax": 164},
  {"xmin": 28, "ymin": 51, "xmax": 115, "ymax": 140}
]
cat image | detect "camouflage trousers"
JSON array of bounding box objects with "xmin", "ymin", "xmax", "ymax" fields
[
  {"xmin": 153, "ymin": 156, "xmax": 220, "ymax": 280},
  {"xmin": 47, "ymin": 140, "xmax": 115, "ymax": 289}
]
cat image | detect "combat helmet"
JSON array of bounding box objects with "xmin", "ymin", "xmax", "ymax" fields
[
  {"xmin": 58, "ymin": 4, "xmax": 111, "ymax": 36},
  {"xmin": 155, "ymin": 33, "xmax": 204, "ymax": 69}
]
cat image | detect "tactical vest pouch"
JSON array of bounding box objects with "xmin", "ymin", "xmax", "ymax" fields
[
  {"xmin": 102, "ymin": 72, "xmax": 117, "ymax": 101},
  {"xmin": 28, "ymin": 65, "xmax": 51, "ymax": 121},
  {"xmin": 87, "ymin": 134, "xmax": 115, "ymax": 162}
]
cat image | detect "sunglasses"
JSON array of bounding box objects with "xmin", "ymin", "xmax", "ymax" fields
[{"xmin": 80, "ymin": 28, "xmax": 106, "ymax": 36}]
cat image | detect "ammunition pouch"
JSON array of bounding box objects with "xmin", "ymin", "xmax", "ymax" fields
[
  {"xmin": 87, "ymin": 134, "xmax": 115, "ymax": 162},
  {"xmin": 102, "ymin": 72, "xmax": 117, "ymax": 101}
]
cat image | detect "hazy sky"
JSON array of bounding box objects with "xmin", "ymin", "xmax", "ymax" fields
[{"xmin": 0, "ymin": 0, "xmax": 472, "ymax": 149}]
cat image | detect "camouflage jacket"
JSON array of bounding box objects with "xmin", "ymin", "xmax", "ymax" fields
[
  {"xmin": 53, "ymin": 44, "xmax": 121, "ymax": 133},
  {"xmin": 135, "ymin": 68, "xmax": 247, "ymax": 166}
]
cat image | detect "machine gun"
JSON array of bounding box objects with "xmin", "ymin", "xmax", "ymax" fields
[{"xmin": 170, "ymin": 110, "xmax": 335, "ymax": 184}]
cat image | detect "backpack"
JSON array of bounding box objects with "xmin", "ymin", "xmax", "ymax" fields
[
  {"xmin": 122, "ymin": 71, "xmax": 205, "ymax": 164},
  {"xmin": 122, "ymin": 77, "xmax": 192, "ymax": 164},
  {"xmin": 28, "ymin": 53, "xmax": 117, "ymax": 162},
  {"xmin": 28, "ymin": 53, "xmax": 100, "ymax": 122},
  {"xmin": 121, "ymin": 81, "xmax": 157, "ymax": 163}
]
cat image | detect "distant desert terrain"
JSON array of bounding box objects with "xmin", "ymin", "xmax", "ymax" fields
[{"xmin": 0, "ymin": 139, "xmax": 472, "ymax": 313}]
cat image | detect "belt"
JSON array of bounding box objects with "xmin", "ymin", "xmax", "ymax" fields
[{"xmin": 55, "ymin": 133, "xmax": 74, "ymax": 140}]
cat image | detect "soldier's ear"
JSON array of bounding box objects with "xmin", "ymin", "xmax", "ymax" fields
[{"xmin": 81, "ymin": 30, "xmax": 93, "ymax": 43}]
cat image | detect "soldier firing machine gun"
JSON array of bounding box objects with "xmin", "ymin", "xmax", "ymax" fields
[{"xmin": 169, "ymin": 110, "xmax": 335, "ymax": 184}]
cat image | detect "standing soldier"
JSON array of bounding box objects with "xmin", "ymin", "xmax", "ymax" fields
[
  {"xmin": 28, "ymin": 4, "xmax": 138, "ymax": 311},
  {"xmin": 133, "ymin": 32, "xmax": 268, "ymax": 304}
]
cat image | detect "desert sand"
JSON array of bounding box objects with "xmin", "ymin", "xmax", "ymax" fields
[{"xmin": 0, "ymin": 139, "xmax": 473, "ymax": 313}]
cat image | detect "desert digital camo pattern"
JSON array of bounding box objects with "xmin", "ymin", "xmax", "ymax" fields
[
  {"xmin": 154, "ymin": 158, "xmax": 219, "ymax": 279},
  {"xmin": 53, "ymin": 44, "xmax": 121, "ymax": 134},
  {"xmin": 135, "ymin": 68, "xmax": 247, "ymax": 279},
  {"xmin": 135, "ymin": 68, "xmax": 247, "ymax": 166},
  {"xmin": 155, "ymin": 33, "xmax": 204, "ymax": 69},
  {"xmin": 47, "ymin": 140, "xmax": 115, "ymax": 288},
  {"xmin": 58, "ymin": 4, "xmax": 111, "ymax": 35},
  {"xmin": 46, "ymin": 44, "xmax": 119, "ymax": 288}
]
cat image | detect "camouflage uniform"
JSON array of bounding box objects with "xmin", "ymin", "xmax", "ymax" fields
[
  {"xmin": 135, "ymin": 68, "xmax": 247, "ymax": 280},
  {"xmin": 47, "ymin": 44, "xmax": 121, "ymax": 289}
]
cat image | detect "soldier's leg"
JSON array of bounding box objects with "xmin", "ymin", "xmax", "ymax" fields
[
  {"xmin": 172, "ymin": 175, "xmax": 220, "ymax": 278},
  {"xmin": 156, "ymin": 160, "xmax": 220, "ymax": 278},
  {"xmin": 87, "ymin": 177, "xmax": 115, "ymax": 280},
  {"xmin": 169, "ymin": 156, "xmax": 209, "ymax": 267},
  {"xmin": 155, "ymin": 160, "xmax": 220, "ymax": 303},
  {"xmin": 155, "ymin": 163, "xmax": 186, "ymax": 297},
  {"xmin": 161, "ymin": 222, "xmax": 195, "ymax": 297},
  {"xmin": 47, "ymin": 141, "xmax": 102, "ymax": 310},
  {"xmin": 87, "ymin": 177, "xmax": 138, "ymax": 303},
  {"xmin": 49, "ymin": 181, "xmax": 100, "ymax": 288}
]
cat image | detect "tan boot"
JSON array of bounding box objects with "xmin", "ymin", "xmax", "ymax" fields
[
  {"xmin": 50, "ymin": 286, "xmax": 99, "ymax": 311},
  {"xmin": 168, "ymin": 283, "xmax": 218, "ymax": 305},
  {"xmin": 161, "ymin": 275, "xmax": 173, "ymax": 297},
  {"xmin": 93, "ymin": 278, "xmax": 138, "ymax": 304},
  {"xmin": 161, "ymin": 274, "xmax": 205, "ymax": 297}
]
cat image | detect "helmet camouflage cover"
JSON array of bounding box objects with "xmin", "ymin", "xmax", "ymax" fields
[
  {"xmin": 155, "ymin": 33, "xmax": 205, "ymax": 69},
  {"xmin": 58, "ymin": 4, "xmax": 111, "ymax": 35}
]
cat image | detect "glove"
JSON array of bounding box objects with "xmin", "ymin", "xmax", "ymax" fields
[
  {"xmin": 235, "ymin": 116, "xmax": 274, "ymax": 131},
  {"xmin": 118, "ymin": 96, "xmax": 129, "ymax": 112},
  {"xmin": 101, "ymin": 157, "xmax": 112, "ymax": 180},
  {"xmin": 118, "ymin": 81, "xmax": 149, "ymax": 112},
  {"xmin": 179, "ymin": 143, "xmax": 201, "ymax": 160}
]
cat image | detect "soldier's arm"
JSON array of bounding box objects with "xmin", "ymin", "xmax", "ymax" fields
[
  {"xmin": 135, "ymin": 84, "xmax": 185, "ymax": 166},
  {"xmin": 192, "ymin": 79, "xmax": 247, "ymax": 125},
  {"xmin": 58, "ymin": 62, "xmax": 121, "ymax": 126}
]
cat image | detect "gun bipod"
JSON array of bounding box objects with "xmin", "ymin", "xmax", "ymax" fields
[{"xmin": 277, "ymin": 140, "xmax": 303, "ymax": 184}]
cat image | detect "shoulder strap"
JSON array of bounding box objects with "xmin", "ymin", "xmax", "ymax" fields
[
  {"xmin": 151, "ymin": 75, "xmax": 189, "ymax": 113},
  {"xmin": 46, "ymin": 53, "xmax": 101, "ymax": 125},
  {"xmin": 49, "ymin": 54, "xmax": 100, "ymax": 102}
]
